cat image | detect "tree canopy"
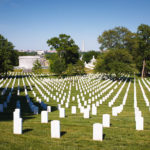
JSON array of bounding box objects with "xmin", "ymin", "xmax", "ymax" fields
[
  {"xmin": 82, "ymin": 51, "xmax": 100, "ymax": 63},
  {"xmin": 47, "ymin": 34, "xmax": 79, "ymax": 65},
  {"xmin": 95, "ymin": 49, "xmax": 135, "ymax": 77},
  {"xmin": 47, "ymin": 34, "xmax": 84, "ymax": 75},
  {"xmin": 136, "ymin": 24, "xmax": 150, "ymax": 77},
  {"xmin": 98, "ymin": 26, "xmax": 137, "ymax": 53},
  {"xmin": 97, "ymin": 24, "xmax": 150, "ymax": 77},
  {"xmin": 0, "ymin": 34, "xmax": 18, "ymax": 74}
]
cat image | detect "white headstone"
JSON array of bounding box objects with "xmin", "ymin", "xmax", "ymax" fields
[
  {"xmin": 51, "ymin": 120, "xmax": 60, "ymax": 138},
  {"xmin": 13, "ymin": 117, "xmax": 22, "ymax": 134},
  {"xmin": 92, "ymin": 106, "xmax": 97, "ymax": 115},
  {"xmin": 13, "ymin": 109, "xmax": 20, "ymax": 120},
  {"xmin": 71, "ymin": 106, "xmax": 76, "ymax": 114},
  {"xmin": 136, "ymin": 116, "xmax": 144, "ymax": 130},
  {"xmin": 59, "ymin": 108, "xmax": 65, "ymax": 118},
  {"xmin": 102, "ymin": 114, "xmax": 110, "ymax": 127},
  {"xmin": 41, "ymin": 111, "xmax": 48, "ymax": 123},
  {"xmin": 47, "ymin": 106, "xmax": 51, "ymax": 112},
  {"xmin": 65, "ymin": 103, "xmax": 69, "ymax": 108},
  {"xmin": 93, "ymin": 123, "xmax": 103, "ymax": 141}
]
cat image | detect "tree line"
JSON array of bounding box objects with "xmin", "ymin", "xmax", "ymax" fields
[
  {"xmin": 0, "ymin": 35, "xmax": 18, "ymax": 74},
  {"xmin": 95, "ymin": 24, "xmax": 150, "ymax": 77},
  {"xmin": 0, "ymin": 23, "xmax": 150, "ymax": 77}
]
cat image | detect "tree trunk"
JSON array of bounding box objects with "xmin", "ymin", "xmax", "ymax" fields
[{"xmin": 142, "ymin": 59, "xmax": 146, "ymax": 78}]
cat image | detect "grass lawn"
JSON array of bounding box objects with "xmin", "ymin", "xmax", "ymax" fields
[{"xmin": 0, "ymin": 73, "xmax": 150, "ymax": 150}]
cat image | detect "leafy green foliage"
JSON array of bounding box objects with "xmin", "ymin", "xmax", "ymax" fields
[
  {"xmin": 98, "ymin": 26, "xmax": 137, "ymax": 53},
  {"xmin": 32, "ymin": 60, "xmax": 42, "ymax": 73},
  {"xmin": 18, "ymin": 51, "xmax": 37, "ymax": 56},
  {"xmin": 47, "ymin": 34, "xmax": 84, "ymax": 75},
  {"xmin": 45, "ymin": 53, "xmax": 57, "ymax": 61},
  {"xmin": 47, "ymin": 34, "xmax": 79, "ymax": 65},
  {"xmin": 65, "ymin": 60, "xmax": 85, "ymax": 75},
  {"xmin": 82, "ymin": 51, "xmax": 100, "ymax": 63},
  {"xmin": 95, "ymin": 49, "xmax": 135, "ymax": 77},
  {"xmin": 50, "ymin": 56, "xmax": 66, "ymax": 75},
  {"xmin": 0, "ymin": 34, "xmax": 18, "ymax": 74},
  {"xmin": 136, "ymin": 24, "xmax": 150, "ymax": 76}
]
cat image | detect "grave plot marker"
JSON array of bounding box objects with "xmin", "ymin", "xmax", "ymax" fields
[
  {"xmin": 93, "ymin": 123, "xmax": 103, "ymax": 141},
  {"xmin": 41, "ymin": 111, "xmax": 48, "ymax": 123},
  {"xmin": 13, "ymin": 109, "xmax": 22, "ymax": 134},
  {"xmin": 102, "ymin": 114, "xmax": 110, "ymax": 127},
  {"xmin": 59, "ymin": 108, "xmax": 65, "ymax": 118},
  {"xmin": 47, "ymin": 106, "xmax": 51, "ymax": 112},
  {"xmin": 51, "ymin": 120, "xmax": 60, "ymax": 138},
  {"xmin": 71, "ymin": 106, "xmax": 76, "ymax": 114}
]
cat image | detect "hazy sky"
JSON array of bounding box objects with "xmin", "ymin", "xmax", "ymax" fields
[{"xmin": 0, "ymin": 0, "xmax": 150, "ymax": 51}]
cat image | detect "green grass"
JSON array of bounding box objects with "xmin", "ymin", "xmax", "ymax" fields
[{"xmin": 0, "ymin": 74, "xmax": 150, "ymax": 150}]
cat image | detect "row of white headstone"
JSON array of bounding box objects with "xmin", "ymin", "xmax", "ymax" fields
[
  {"xmin": 34, "ymin": 76, "xmax": 114, "ymax": 111},
  {"xmin": 1, "ymin": 73, "xmax": 146, "ymax": 135},
  {"xmin": 134, "ymin": 79, "xmax": 144, "ymax": 130},
  {"xmin": 108, "ymin": 79, "xmax": 127, "ymax": 107},
  {"xmin": 22, "ymin": 77, "xmax": 39, "ymax": 114},
  {"xmin": 40, "ymin": 110, "xmax": 110, "ymax": 141},
  {"xmin": 21, "ymin": 74, "xmax": 130, "ymax": 121},
  {"xmin": 142, "ymin": 78, "xmax": 150, "ymax": 92},
  {"xmin": 112, "ymin": 81, "xmax": 131, "ymax": 116},
  {"xmin": 0, "ymin": 77, "xmax": 16, "ymax": 112},
  {"xmin": 138, "ymin": 79, "xmax": 150, "ymax": 107}
]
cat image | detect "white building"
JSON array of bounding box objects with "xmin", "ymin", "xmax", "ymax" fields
[
  {"xmin": 84, "ymin": 56, "xmax": 96, "ymax": 70},
  {"xmin": 37, "ymin": 50, "xmax": 44, "ymax": 55},
  {"xmin": 19, "ymin": 56, "xmax": 41, "ymax": 69}
]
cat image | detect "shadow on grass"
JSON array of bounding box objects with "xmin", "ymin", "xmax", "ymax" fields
[
  {"xmin": 23, "ymin": 116, "xmax": 36, "ymax": 121},
  {"xmin": 51, "ymin": 106, "xmax": 57, "ymax": 112},
  {"xmin": 61, "ymin": 131, "xmax": 67, "ymax": 137},
  {"xmin": 103, "ymin": 134, "xmax": 106, "ymax": 140},
  {"xmin": 23, "ymin": 128, "xmax": 33, "ymax": 134},
  {"xmin": 0, "ymin": 112, "xmax": 13, "ymax": 121}
]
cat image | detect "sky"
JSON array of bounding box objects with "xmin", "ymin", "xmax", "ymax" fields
[{"xmin": 0, "ymin": 0, "xmax": 150, "ymax": 51}]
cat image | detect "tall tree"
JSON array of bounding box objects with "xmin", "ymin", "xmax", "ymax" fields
[
  {"xmin": 47, "ymin": 34, "xmax": 79, "ymax": 65},
  {"xmin": 47, "ymin": 34, "xmax": 81, "ymax": 75},
  {"xmin": 95, "ymin": 49, "xmax": 135, "ymax": 78},
  {"xmin": 0, "ymin": 34, "xmax": 18, "ymax": 74},
  {"xmin": 136, "ymin": 24, "xmax": 150, "ymax": 77},
  {"xmin": 98, "ymin": 26, "xmax": 137, "ymax": 53},
  {"xmin": 50, "ymin": 56, "xmax": 66, "ymax": 75}
]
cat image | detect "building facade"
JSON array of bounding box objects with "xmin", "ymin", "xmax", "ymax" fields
[{"xmin": 19, "ymin": 56, "xmax": 41, "ymax": 69}]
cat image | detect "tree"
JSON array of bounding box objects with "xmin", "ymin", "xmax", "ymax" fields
[
  {"xmin": 32, "ymin": 59, "xmax": 42, "ymax": 73},
  {"xmin": 0, "ymin": 34, "xmax": 18, "ymax": 74},
  {"xmin": 75, "ymin": 60, "xmax": 85, "ymax": 75},
  {"xmin": 136, "ymin": 24, "xmax": 150, "ymax": 77},
  {"xmin": 82, "ymin": 51, "xmax": 100, "ymax": 63},
  {"xmin": 65, "ymin": 60, "xmax": 85, "ymax": 75},
  {"xmin": 98, "ymin": 27, "xmax": 137, "ymax": 53},
  {"xmin": 49, "ymin": 57, "xmax": 66, "ymax": 75},
  {"xmin": 47, "ymin": 34, "xmax": 83, "ymax": 75},
  {"xmin": 47, "ymin": 34, "xmax": 79, "ymax": 65},
  {"xmin": 45, "ymin": 53, "xmax": 57, "ymax": 61},
  {"xmin": 18, "ymin": 51, "xmax": 37, "ymax": 56},
  {"xmin": 95, "ymin": 49, "xmax": 135, "ymax": 78}
]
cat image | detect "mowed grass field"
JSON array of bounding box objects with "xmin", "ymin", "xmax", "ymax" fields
[{"xmin": 0, "ymin": 74, "xmax": 150, "ymax": 150}]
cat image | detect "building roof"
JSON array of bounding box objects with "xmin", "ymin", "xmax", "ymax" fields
[{"xmin": 19, "ymin": 56, "xmax": 40, "ymax": 59}]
